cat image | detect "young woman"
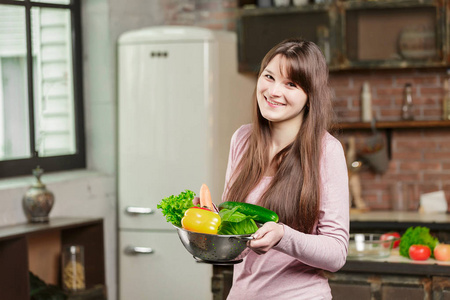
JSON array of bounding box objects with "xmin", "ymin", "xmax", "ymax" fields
[{"xmin": 222, "ymin": 39, "xmax": 349, "ymax": 299}]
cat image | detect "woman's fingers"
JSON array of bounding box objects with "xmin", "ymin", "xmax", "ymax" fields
[
  {"xmin": 247, "ymin": 222, "xmax": 284, "ymax": 254},
  {"xmin": 192, "ymin": 196, "xmax": 200, "ymax": 205}
]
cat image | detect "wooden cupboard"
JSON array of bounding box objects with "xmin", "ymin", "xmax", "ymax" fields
[{"xmin": 0, "ymin": 217, "xmax": 105, "ymax": 300}]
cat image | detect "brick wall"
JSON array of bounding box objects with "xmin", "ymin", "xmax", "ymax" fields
[
  {"xmin": 161, "ymin": 0, "xmax": 450, "ymax": 211},
  {"xmin": 332, "ymin": 69, "xmax": 450, "ymax": 210}
]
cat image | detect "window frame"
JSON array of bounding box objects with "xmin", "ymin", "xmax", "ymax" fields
[{"xmin": 0, "ymin": 0, "xmax": 85, "ymax": 178}]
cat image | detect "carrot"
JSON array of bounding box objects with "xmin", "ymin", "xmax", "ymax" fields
[{"xmin": 199, "ymin": 184, "xmax": 213, "ymax": 210}]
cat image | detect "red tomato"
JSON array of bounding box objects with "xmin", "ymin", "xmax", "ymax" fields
[
  {"xmin": 409, "ymin": 245, "xmax": 431, "ymax": 261},
  {"xmin": 380, "ymin": 232, "xmax": 401, "ymax": 248},
  {"xmin": 434, "ymin": 244, "xmax": 450, "ymax": 261}
]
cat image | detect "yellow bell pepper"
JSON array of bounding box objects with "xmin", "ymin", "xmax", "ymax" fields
[{"xmin": 181, "ymin": 207, "xmax": 221, "ymax": 234}]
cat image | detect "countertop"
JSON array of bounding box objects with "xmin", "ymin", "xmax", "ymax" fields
[
  {"xmin": 343, "ymin": 249, "xmax": 450, "ymax": 276},
  {"xmin": 350, "ymin": 211, "xmax": 450, "ymax": 231}
]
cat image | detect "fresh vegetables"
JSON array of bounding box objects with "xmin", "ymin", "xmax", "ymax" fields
[
  {"xmin": 399, "ymin": 226, "xmax": 439, "ymax": 259},
  {"xmin": 380, "ymin": 232, "xmax": 401, "ymax": 248},
  {"xmin": 181, "ymin": 207, "xmax": 221, "ymax": 234},
  {"xmin": 200, "ymin": 184, "xmax": 214, "ymax": 211},
  {"xmin": 434, "ymin": 244, "xmax": 450, "ymax": 261},
  {"xmin": 409, "ymin": 245, "xmax": 431, "ymax": 261},
  {"xmin": 217, "ymin": 207, "xmax": 259, "ymax": 235},
  {"xmin": 218, "ymin": 201, "xmax": 279, "ymax": 224},
  {"xmin": 157, "ymin": 190, "xmax": 197, "ymax": 227}
]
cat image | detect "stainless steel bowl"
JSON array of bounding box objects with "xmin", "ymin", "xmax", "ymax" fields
[
  {"xmin": 348, "ymin": 233, "xmax": 399, "ymax": 260},
  {"xmin": 174, "ymin": 226, "xmax": 253, "ymax": 262}
]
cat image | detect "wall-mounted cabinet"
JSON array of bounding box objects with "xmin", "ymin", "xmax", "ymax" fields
[
  {"xmin": 238, "ymin": 4, "xmax": 336, "ymax": 73},
  {"xmin": 237, "ymin": 0, "xmax": 448, "ymax": 72}
]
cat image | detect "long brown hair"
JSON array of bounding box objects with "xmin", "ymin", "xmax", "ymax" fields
[{"xmin": 225, "ymin": 38, "xmax": 335, "ymax": 233}]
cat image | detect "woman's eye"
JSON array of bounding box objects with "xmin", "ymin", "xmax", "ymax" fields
[
  {"xmin": 264, "ymin": 74, "xmax": 274, "ymax": 80},
  {"xmin": 287, "ymin": 82, "xmax": 296, "ymax": 87}
]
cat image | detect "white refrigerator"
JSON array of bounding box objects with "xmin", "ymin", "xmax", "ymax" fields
[{"xmin": 117, "ymin": 26, "xmax": 255, "ymax": 299}]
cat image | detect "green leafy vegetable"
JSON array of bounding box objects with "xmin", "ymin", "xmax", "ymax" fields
[
  {"xmin": 218, "ymin": 207, "xmax": 258, "ymax": 235},
  {"xmin": 399, "ymin": 226, "xmax": 439, "ymax": 258},
  {"xmin": 157, "ymin": 190, "xmax": 197, "ymax": 227}
]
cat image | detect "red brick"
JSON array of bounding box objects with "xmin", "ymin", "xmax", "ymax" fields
[
  {"xmin": 336, "ymin": 110, "xmax": 360, "ymax": 120},
  {"xmin": 421, "ymin": 87, "xmax": 444, "ymax": 97},
  {"xmin": 379, "ymin": 108, "xmax": 402, "ymax": 118},
  {"xmin": 354, "ymin": 77, "xmax": 393, "ymax": 88},
  {"xmin": 423, "ymin": 108, "xmax": 443, "ymax": 118},
  {"xmin": 396, "ymin": 76, "xmax": 440, "ymax": 86},
  {"xmin": 376, "ymin": 87, "xmax": 403, "ymax": 96},
  {"xmin": 329, "ymin": 75, "xmax": 351, "ymax": 87},
  {"xmin": 395, "ymin": 140, "xmax": 439, "ymax": 150},
  {"xmin": 423, "ymin": 151, "xmax": 450, "ymax": 161},
  {"xmin": 391, "ymin": 151, "xmax": 422, "ymax": 161},
  {"xmin": 331, "ymin": 86, "xmax": 361, "ymax": 98},
  {"xmin": 399, "ymin": 161, "xmax": 441, "ymax": 171},
  {"xmin": 423, "ymin": 172, "xmax": 450, "ymax": 181},
  {"xmin": 372, "ymin": 98, "xmax": 393, "ymax": 106},
  {"xmin": 208, "ymin": 11, "xmax": 237, "ymax": 20},
  {"xmin": 419, "ymin": 183, "xmax": 442, "ymax": 194}
]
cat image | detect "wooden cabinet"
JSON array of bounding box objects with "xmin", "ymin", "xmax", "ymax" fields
[
  {"xmin": 237, "ymin": 4, "xmax": 335, "ymax": 73},
  {"xmin": 0, "ymin": 218, "xmax": 105, "ymax": 300},
  {"xmin": 237, "ymin": 0, "xmax": 448, "ymax": 72}
]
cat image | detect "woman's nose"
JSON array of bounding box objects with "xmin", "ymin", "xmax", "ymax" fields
[{"xmin": 269, "ymin": 83, "xmax": 282, "ymax": 97}]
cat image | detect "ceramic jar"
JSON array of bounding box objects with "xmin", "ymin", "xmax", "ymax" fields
[
  {"xmin": 398, "ymin": 25, "xmax": 436, "ymax": 60},
  {"xmin": 23, "ymin": 166, "xmax": 54, "ymax": 223}
]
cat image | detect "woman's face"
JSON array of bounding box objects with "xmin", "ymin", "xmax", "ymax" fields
[{"xmin": 256, "ymin": 54, "xmax": 308, "ymax": 128}]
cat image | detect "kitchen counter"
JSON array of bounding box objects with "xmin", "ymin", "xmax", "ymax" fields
[
  {"xmin": 350, "ymin": 211, "xmax": 450, "ymax": 231},
  {"xmin": 343, "ymin": 249, "xmax": 450, "ymax": 276}
]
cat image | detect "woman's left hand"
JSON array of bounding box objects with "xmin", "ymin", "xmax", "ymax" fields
[{"xmin": 247, "ymin": 222, "xmax": 284, "ymax": 255}]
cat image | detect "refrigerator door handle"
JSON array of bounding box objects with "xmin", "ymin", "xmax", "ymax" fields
[
  {"xmin": 125, "ymin": 206, "xmax": 154, "ymax": 215},
  {"xmin": 125, "ymin": 246, "xmax": 154, "ymax": 255}
]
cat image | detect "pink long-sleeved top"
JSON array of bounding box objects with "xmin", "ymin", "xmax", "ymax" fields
[{"xmin": 222, "ymin": 124, "xmax": 349, "ymax": 300}]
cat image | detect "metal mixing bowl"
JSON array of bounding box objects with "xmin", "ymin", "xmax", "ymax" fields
[{"xmin": 174, "ymin": 226, "xmax": 253, "ymax": 262}]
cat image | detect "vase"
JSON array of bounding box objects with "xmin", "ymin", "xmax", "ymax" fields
[{"xmin": 22, "ymin": 166, "xmax": 55, "ymax": 223}]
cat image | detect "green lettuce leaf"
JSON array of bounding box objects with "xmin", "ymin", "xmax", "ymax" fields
[
  {"xmin": 157, "ymin": 190, "xmax": 196, "ymax": 227},
  {"xmin": 218, "ymin": 207, "xmax": 258, "ymax": 235},
  {"xmin": 399, "ymin": 226, "xmax": 439, "ymax": 258}
]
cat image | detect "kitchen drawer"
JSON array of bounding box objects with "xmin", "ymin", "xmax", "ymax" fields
[{"xmin": 119, "ymin": 230, "xmax": 212, "ymax": 300}]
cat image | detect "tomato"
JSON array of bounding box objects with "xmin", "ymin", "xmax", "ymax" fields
[
  {"xmin": 380, "ymin": 232, "xmax": 401, "ymax": 248},
  {"xmin": 434, "ymin": 244, "xmax": 450, "ymax": 261},
  {"xmin": 181, "ymin": 207, "xmax": 221, "ymax": 234},
  {"xmin": 409, "ymin": 245, "xmax": 431, "ymax": 261}
]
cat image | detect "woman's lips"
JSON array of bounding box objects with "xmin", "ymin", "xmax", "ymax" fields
[{"xmin": 265, "ymin": 96, "xmax": 284, "ymax": 107}]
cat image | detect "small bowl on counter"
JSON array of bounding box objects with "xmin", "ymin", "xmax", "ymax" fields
[{"xmin": 347, "ymin": 233, "xmax": 399, "ymax": 260}]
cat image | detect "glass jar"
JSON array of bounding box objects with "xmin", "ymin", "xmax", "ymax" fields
[{"xmin": 61, "ymin": 245, "xmax": 86, "ymax": 292}]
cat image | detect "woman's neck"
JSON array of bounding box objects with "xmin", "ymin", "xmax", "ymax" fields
[{"xmin": 269, "ymin": 120, "xmax": 300, "ymax": 153}]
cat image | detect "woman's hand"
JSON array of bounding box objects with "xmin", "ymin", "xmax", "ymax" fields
[
  {"xmin": 192, "ymin": 196, "xmax": 200, "ymax": 206},
  {"xmin": 247, "ymin": 222, "xmax": 284, "ymax": 255}
]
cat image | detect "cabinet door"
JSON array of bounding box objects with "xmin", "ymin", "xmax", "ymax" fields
[
  {"xmin": 119, "ymin": 231, "xmax": 212, "ymax": 300},
  {"xmin": 118, "ymin": 41, "xmax": 209, "ymax": 230}
]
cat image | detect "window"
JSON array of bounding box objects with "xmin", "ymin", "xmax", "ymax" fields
[{"xmin": 0, "ymin": 0, "xmax": 85, "ymax": 178}]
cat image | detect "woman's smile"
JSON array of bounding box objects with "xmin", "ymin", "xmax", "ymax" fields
[{"xmin": 265, "ymin": 96, "xmax": 285, "ymax": 107}]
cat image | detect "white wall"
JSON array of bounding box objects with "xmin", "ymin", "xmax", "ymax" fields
[{"xmin": 0, "ymin": 1, "xmax": 167, "ymax": 299}]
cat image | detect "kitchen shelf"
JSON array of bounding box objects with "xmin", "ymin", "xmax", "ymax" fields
[
  {"xmin": 0, "ymin": 217, "xmax": 105, "ymax": 300},
  {"xmin": 237, "ymin": 0, "xmax": 448, "ymax": 72},
  {"xmin": 337, "ymin": 120, "xmax": 450, "ymax": 130}
]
